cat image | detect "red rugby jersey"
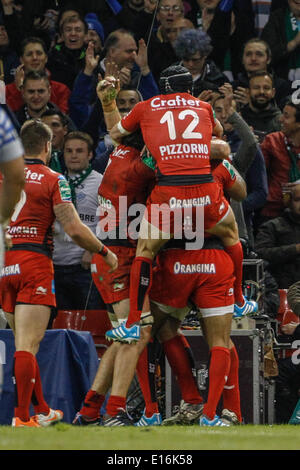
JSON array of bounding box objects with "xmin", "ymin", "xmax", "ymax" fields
[
  {"xmin": 118, "ymin": 93, "xmax": 216, "ymax": 177},
  {"xmin": 7, "ymin": 158, "xmax": 72, "ymax": 256},
  {"xmin": 97, "ymin": 144, "xmax": 155, "ymax": 245}
]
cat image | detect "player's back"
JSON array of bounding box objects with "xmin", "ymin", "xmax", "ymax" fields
[
  {"xmin": 8, "ymin": 159, "xmax": 71, "ymax": 256},
  {"xmin": 120, "ymin": 93, "xmax": 216, "ymax": 178},
  {"xmin": 98, "ymin": 144, "xmax": 155, "ymax": 233}
]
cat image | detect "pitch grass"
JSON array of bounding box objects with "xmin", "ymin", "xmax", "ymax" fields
[{"xmin": 0, "ymin": 424, "xmax": 300, "ymax": 450}]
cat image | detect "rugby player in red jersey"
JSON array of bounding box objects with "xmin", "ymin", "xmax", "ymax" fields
[
  {"xmin": 106, "ymin": 64, "xmax": 257, "ymax": 343},
  {"xmin": 0, "ymin": 119, "xmax": 117, "ymax": 427},
  {"xmin": 151, "ymin": 156, "xmax": 246, "ymax": 427}
]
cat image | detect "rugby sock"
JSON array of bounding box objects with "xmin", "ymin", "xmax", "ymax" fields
[
  {"xmin": 31, "ymin": 358, "xmax": 50, "ymax": 415},
  {"xmin": 203, "ymin": 346, "xmax": 231, "ymax": 420},
  {"xmin": 163, "ymin": 335, "xmax": 203, "ymax": 404},
  {"xmin": 13, "ymin": 351, "xmax": 36, "ymax": 422},
  {"xmin": 136, "ymin": 341, "xmax": 159, "ymax": 417},
  {"xmin": 126, "ymin": 257, "xmax": 152, "ymax": 327},
  {"xmin": 222, "ymin": 345, "xmax": 242, "ymax": 422},
  {"xmin": 79, "ymin": 390, "xmax": 105, "ymax": 419},
  {"xmin": 225, "ymin": 241, "xmax": 244, "ymax": 305},
  {"xmin": 106, "ymin": 395, "xmax": 126, "ymax": 417}
]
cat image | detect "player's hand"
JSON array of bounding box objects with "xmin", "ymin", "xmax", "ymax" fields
[
  {"xmin": 281, "ymin": 321, "xmax": 299, "ymax": 335},
  {"xmin": 105, "ymin": 249, "xmax": 118, "ymax": 273},
  {"xmin": 81, "ymin": 250, "xmax": 92, "ymax": 270},
  {"xmin": 96, "ymin": 74, "xmax": 120, "ymax": 105},
  {"xmin": 198, "ymin": 89, "xmax": 213, "ymax": 102}
]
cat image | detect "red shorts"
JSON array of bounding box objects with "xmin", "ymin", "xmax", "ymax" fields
[
  {"xmin": 145, "ymin": 182, "xmax": 229, "ymax": 234},
  {"xmin": 91, "ymin": 245, "xmax": 136, "ymax": 305},
  {"xmin": 150, "ymin": 248, "xmax": 235, "ymax": 316},
  {"xmin": 0, "ymin": 250, "xmax": 56, "ymax": 313}
]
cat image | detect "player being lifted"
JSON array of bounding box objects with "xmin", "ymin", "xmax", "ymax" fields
[{"xmin": 105, "ymin": 64, "xmax": 257, "ymax": 343}]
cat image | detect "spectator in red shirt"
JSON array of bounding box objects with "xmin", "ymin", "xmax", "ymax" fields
[
  {"xmin": 5, "ymin": 37, "xmax": 70, "ymax": 114},
  {"xmin": 260, "ymin": 99, "xmax": 300, "ymax": 221}
]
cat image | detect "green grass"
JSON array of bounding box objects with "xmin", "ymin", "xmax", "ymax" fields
[{"xmin": 0, "ymin": 424, "xmax": 300, "ymax": 450}]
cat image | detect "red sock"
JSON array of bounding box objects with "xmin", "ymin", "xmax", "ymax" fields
[
  {"xmin": 31, "ymin": 358, "xmax": 50, "ymax": 415},
  {"xmin": 225, "ymin": 241, "xmax": 244, "ymax": 305},
  {"xmin": 79, "ymin": 390, "xmax": 105, "ymax": 419},
  {"xmin": 163, "ymin": 335, "xmax": 203, "ymax": 404},
  {"xmin": 136, "ymin": 342, "xmax": 159, "ymax": 417},
  {"xmin": 203, "ymin": 346, "xmax": 231, "ymax": 420},
  {"xmin": 105, "ymin": 395, "xmax": 126, "ymax": 417},
  {"xmin": 13, "ymin": 351, "xmax": 36, "ymax": 422},
  {"xmin": 126, "ymin": 257, "xmax": 152, "ymax": 327},
  {"xmin": 222, "ymin": 345, "xmax": 242, "ymax": 422}
]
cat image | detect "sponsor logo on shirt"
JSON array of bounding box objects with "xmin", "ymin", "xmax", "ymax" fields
[
  {"xmin": 36, "ymin": 286, "xmax": 47, "ymax": 295},
  {"xmin": 174, "ymin": 262, "xmax": 216, "ymax": 274},
  {"xmin": 150, "ymin": 95, "xmax": 201, "ymax": 109},
  {"xmin": 1, "ymin": 264, "xmax": 20, "ymax": 276},
  {"xmin": 169, "ymin": 196, "xmax": 211, "ymax": 208}
]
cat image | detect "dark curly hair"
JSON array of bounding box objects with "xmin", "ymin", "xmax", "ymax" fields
[{"xmin": 173, "ymin": 29, "xmax": 213, "ymax": 59}]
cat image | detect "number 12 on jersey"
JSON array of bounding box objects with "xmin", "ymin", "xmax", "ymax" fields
[{"xmin": 160, "ymin": 110, "xmax": 203, "ymax": 141}]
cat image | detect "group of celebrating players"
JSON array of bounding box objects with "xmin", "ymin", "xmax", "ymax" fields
[{"xmin": 0, "ymin": 63, "xmax": 258, "ymax": 428}]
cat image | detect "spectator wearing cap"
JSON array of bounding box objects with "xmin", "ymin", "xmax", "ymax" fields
[
  {"xmin": 47, "ymin": 15, "xmax": 87, "ymax": 90},
  {"xmin": 85, "ymin": 13, "xmax": 105, "ymax": 56},
  {"xmin": 5, "ymin": 36, "xmax": 71, "ymax": 114}
]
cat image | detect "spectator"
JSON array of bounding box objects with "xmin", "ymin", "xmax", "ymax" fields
[
  {"xmin": 255, "ymin": 180, "xmax": 300, "ymax": 289},
  {"xmin": 172, "ymin": 28, "xmax": 228, "ymax": 97},
  {"xmin": 69, "ymin": 33, "xmax": 158, "ymax": 128},
  {"xmin": 41, "ymin": 109, "xmax": 69, "ymax": 174},
  {"xmin": 52, "ymin": 131, "xmax": 105, "ymax": 312},
  {"xmin": 261, "ymin": 0, "xmax": 300, "ymax": 81},
  {"xmin": 92, "ymin": 85, "xmax": 144, "ymax": 174},
  {"xmin": 164, "ymin": 16, "xmax": 195, "ymax": 45},
  {"xmin": 240, "ymin": 71, "xmax": 282, "ymax": 138},
  {"xmin": 186, "ymin": 0, "xmax": 254, "ymax": 81},
  {"xmin": 260, "ymin": 99, "xmax": 300, "ymax": 220},
  {"xmin": 275, "ymin": 277, "xmax": 300, "ymax": 423},
  {"xmin": 5, "ymin": 37, "xmax": 71, "ymax": 114},
  {"xmin": 47, "ymin": 15, "xmax": 87, "ymax": 90},
  {"xmin": 233, "ymin": 38, "xmax": 292, "ymax": 110},
  {"xmin": 130, "ymin": 0, "xmax": 160, "ymax": 41},
  {"xmin": 98, "ymin": 29, "xmax": 158, "ymax": 98},
  {"xmin": 14, "ymin": 70, "xmax": 66, "ymax": 126},
  {"xmin": 85, "ymin": 13, "xmax": 105, "ymax": 56},
  {"xmin": 213, "ymin": 86, "xmax": 268, "ymax": 247},
  {"xmin": 0, "ymin": 20, "xmax": 19, "ymax": 84},
  {"xmin": 147, "ymin": 0, "xmax": 185, "ymax": 82},
  {"xmin": 287, "ymin": 280, "xmax": 300, "ymax": 317}
]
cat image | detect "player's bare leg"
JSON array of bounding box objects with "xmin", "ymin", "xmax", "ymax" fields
[
  {"xmin": 6, "ymin": 305, "xmax": 63, "ymax": 427},
  {"xmin": 206, "ymin": 206, "xmax": 258, "ymax": 317}
]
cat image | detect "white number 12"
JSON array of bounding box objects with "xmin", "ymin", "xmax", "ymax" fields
[{"xmin": 159, "ymin": 110, "xmax": 203, "ymax": 141}]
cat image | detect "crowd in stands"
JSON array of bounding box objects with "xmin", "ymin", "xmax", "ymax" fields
[{"xmin": 0, "ymin": 0, "xmax": 300, "ymax": 426}]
